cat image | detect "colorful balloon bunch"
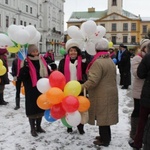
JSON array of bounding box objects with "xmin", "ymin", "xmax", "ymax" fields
[
  {"xmin": 0, "ymin": 59, "xmax": 6, "ymax": 76},
  {"xmin": 36, "ymin": 70, "xmax": 90, "ymax": 127}
]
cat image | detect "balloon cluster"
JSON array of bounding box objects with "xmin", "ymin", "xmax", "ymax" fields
[
  {"xmin": 0, "ymin": 59, "xmax": 6, "ymax": 75},
  {"xmin": 0, "ymin": 24, "xmax": 41, "ymax": 60},
  {"xmin": 36, "ymin": 70, "xmax": 90, "ymax": 127},
  {"xmin": 67, "ymin": 20, "xmax": 107, "ymax": 55}
]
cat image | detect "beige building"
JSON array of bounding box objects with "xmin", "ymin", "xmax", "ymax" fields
[{"xmin": 66, "ymin": 0, "xmax": 150, "ymax": 47}]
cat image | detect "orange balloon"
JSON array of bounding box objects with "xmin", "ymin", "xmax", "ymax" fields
[
  {"xmin": 46, "ymin": 87, "xmax": 65, "ymax": 105},
  {"xmin": 77, "ymin": 96, "xmax": 90, "ymax": 112},
  {"xmin": 12, "ymin": 80, "xmax": 16, "ymax": 86},
  {"xmin": 37, "ymin": 94, "xmax": 53, "ymax": 110},
  {"xmin": 21, "ymin": 86, "xmax": 25, "ymax": 95}
]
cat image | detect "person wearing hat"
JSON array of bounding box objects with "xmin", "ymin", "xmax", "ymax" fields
[
  {"xmin": 109, "ymin": 47, "xmax": 117, "ymax": 64},
  {"xmin": 58, "ymin": 41, "xmax": 87, "ymax": 134},
  {"xmin": 0, "ymin": 48, "xmax": 9, "ymax": 105},
  {"xmin": 82, "ymin": 38, "xmax": 118, "ymax": 147},
  {"xmin": 19, "ymin": 44, "xmax": 50, "ymax": 137},
  {"xmin": 116, "ymin": 44, "xmax": 131, "ymax": 89}
]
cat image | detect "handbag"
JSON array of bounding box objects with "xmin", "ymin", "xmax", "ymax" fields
[{"xmin": 80, "ymin": 88, "xmax": 89, "ymax": 124}]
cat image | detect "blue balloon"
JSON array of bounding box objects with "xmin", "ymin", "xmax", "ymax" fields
[
  {"xmin": 18, "ymin": 51, "xmax": 24, "ymax": 60},
  {"xmin": 112, "ymin": 58, "xmax": 117, "ymax": 64},
  {"xmin": 44, "ymin": 109, "xmax": 56, "ymax": 122}
]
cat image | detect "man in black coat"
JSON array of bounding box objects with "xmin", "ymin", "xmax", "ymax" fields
[{"xmin": 116, "ymin": 44, "xmax": 131, "ymax": 89}]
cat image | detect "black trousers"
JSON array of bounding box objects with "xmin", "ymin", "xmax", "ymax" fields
[
  {"xmin": 15, "ymin": 78, "xmax": 22, "ymax": 98},
  {"xmin": 131, "ymin": 99, "xmax": 140, "ymax": 118},
  {"xmin": 99, "ymin": 126, "xmax": 111, "ymax": 143}
]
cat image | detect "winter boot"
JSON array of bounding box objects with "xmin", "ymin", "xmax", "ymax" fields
[
  {"xmin": 29, "ymin": 118, "xmax": 38, "ymax": 137},
  {"xmin": 77, "ymin": 124, "xmax": 85, "ymax": 134},
  {"xmin": 0, "ymin": 93, "xmax": 8, "ymax": 105},
  {"xmin": 130, "ymin": 117, "xmax": 139, "ymax": 140},
  {"xmin": 14, "ymin": 98, "xmax": 20, "ymax": 110},
  {"xmin": 67, "ymin": 127, "xmax": 73, "ymax": 133},
  {"xmin": 36, "ymin": 117, "xmax": 46, "ymax": 133}
]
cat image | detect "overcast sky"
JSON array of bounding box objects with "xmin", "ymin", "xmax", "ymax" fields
[{"xmin": 64, "ymin": 0, "xmax": 150, "ymax": 30}]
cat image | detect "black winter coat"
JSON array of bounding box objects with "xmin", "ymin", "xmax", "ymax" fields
[
  {"xmin": 137, "ymin": 53, "xmax": 150, "ymax": 108},
  {"xmin": 19, "ymin": 59, "xmax": 49, "ymax": 117},
  {"xmin": 116, "ymin": 50, "xmax": 131, "ymax": 86}
]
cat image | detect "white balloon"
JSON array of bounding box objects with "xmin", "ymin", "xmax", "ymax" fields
[
  {"xmin": 96, "ymin": 25, "xmax": 106, "ymax": 38},
  {"xmin": 85, "ymin": 41, "xmax": 96, "ymax": 55},
  {"xmin": 82, "ymin": 20, "xmax": 97, "ymax": 36},
  {"xmin": 25, "ymin": 25, "xmax": 37, "ymax": 41},
  {"xmin": 36, "ymin": 78, "xmax": 51, "ymax": 93},
  {"xmin": 66, "ymin": 111, "xmax": 81, "ymax": 127},
  {"xmin": 7, "ymin": 24, "xmax": 19, "ymax": 40},
  {"xmin": 0, "ymin": 34, "xmax": 14, "ymax": 47},
  {"xmin": 67, "ymin": 26, "xmax": 84, "ymax": 39},
  {"xmin": 13, "ymin": 29, "xmax": 30, "ymax": 45},
  {"xmin": 28, "ymin": 31, "xmax": 41, "ymax": 44}
]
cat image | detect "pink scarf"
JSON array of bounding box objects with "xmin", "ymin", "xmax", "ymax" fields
[
  {"xmin": 64, "ymin": 55, "xmax": 82, "ymax": 82},
  {"xmin": 27, "ymin": 55, "xmax": 48, "ymax": 87},
  {"xmin": 86, "ymin": 51, "xmax": 109, "ymax": 73},
  {"xmin": 44, "ymin": 52, "xmax": 54, "ymax": 61},
  {"xmin": 17, "ymin": 59, "xmax": 21, "ymax": 77}
]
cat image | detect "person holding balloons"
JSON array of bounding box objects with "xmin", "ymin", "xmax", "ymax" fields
[
  {"xmin": 0, "ymin": 48, "xmax": 9, "ymax": 105},
  {"xmin": 19, "ymin": 44, "xmax": 50, "ymax": 137},
  {"xmin": 58, "ymin": 41, "xmax": 87, "ymax": 134},
  {"xmin": 82, "ymin": 38, "xmax": 118, "ymax": 147}
]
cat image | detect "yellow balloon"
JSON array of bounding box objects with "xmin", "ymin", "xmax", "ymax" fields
[
  {"xmin": 0, "ymin": 66, "xmax": 6, "ymax": 76},
  {"xmin": 7, "ymin": 45, "xmax": 21, "ymax": 53},
  {"xmin": 0, "ymin": 59, "xmax": 3, "ymax": 68},
  {"xmin": 108, "ymin": 42, "xmax": 113, "ymax": 48},
  {"xmin": 64, "ymin": 80, "xmax": 81, "ymax": 97}
]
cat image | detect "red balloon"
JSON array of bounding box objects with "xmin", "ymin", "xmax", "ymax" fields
[
  {"xmin": 62, "ymin": 96, "xmax": 79, "ymax": 113},
  {"xmin": 51, "ymin": 103, "xmax": 66, "ymax": 119},
  {"xmin": 49, "ymin": 71, "xmax": 66, "ymax": 90}
]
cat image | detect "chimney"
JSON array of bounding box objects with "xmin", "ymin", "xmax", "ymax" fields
[{"xmin": 88, "ymin": 7, "xmax": 95, "ymax": 12}]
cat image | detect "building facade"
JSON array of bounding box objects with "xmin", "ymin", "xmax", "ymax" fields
[
  {"xmin": 0, "ymin": 0, "xmax": 65, "ymax": 55},
  {"xmin": 66, "ymin": 0, "xmax": 150, "ymax": 48}
]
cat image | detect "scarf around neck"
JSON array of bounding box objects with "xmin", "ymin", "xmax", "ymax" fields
[
  {"xmin": 64, "ymin": 54, "xmax": 82, "ymax": 82},
  {"xmin": 86, "ymin": 51, "xmax": 109, "ymax": 73},
  {"xmin": 22, "ymin": 55, "xmax": 48, "ymax": 87}
]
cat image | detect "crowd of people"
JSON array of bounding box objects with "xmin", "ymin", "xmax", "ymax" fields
[{"xmin": 0, "ymin": 37, "xmax": 150, "ymax": 150}]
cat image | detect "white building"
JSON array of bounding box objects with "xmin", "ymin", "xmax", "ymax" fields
[{"xmin": 0, "ymin": 0, "xmax": 65, "ymax": 55}]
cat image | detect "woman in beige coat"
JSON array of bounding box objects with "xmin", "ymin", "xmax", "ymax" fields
[{"xmin": 82, "ymin": 38, "xmax": 118, "ymax": 147}]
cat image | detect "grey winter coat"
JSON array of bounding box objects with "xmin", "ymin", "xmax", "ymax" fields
[{"xmin": 82, "ymin": 57, "xmax": 118, "ymax": 126}]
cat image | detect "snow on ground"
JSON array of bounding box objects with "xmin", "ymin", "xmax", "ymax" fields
[{"xmin": 0, "ymin": 63, "xmax": 134, "ymax": 150}]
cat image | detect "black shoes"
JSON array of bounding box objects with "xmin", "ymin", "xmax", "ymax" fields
[
  {"xmin": 0, "ymin": 100, "xmax": 8, "ymax": 105},
  {"xmin": 93, "ymin": 139, "xmax": 109, "ymax": 147},
  {"xmin": 67, "ymin": 128, "xmax": 73, "ymax": 133},
  {"xmin": 14, "ymin": 106, "xmax": 20, "ymax": 110},
  {"xmin": 128, "ymin": 141, "xmax": 140, "ymax": 150}
]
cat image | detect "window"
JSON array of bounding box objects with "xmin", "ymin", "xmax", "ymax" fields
[
  {"xmin": 24, "ymin": 21, "xmax": 26, "ymax": 26},
  {"xmin": 26, "ymin": 5, "xmax": 28, "ymax": 12},
  {"xmin": 112, "ymin": 0, "xmax": 117, "ymax": 6},
  {"xmin": 131, "ymin": 23, "xmax": 136, "ymax": 31},
  {"xmin": 123, "ymin": 23, "xmax": 128, "ymax": 31},
  {"xmin": 112, "ymin": 23, "xmax": 116, "ymax": 31},
  {"xmin": 6, "ymin": 16, "xmax": 9, "ymax": 27},
  {"xmin": 30, "ymin": 7, "xmax": 32, "ymax": 14},
  {"xmin": 123, "ymin": 36, "xmax": 128, "ymax": 43},
  {"xmin": 20, "ymin": 20, "xmax": 23, "ymax": 25},
  {"xmin": 112, "ymin": 36, "xmax": 116, "ymax": 44},
  {"xmin": 40, "ymin": 19, "xmax": 42, "ymax": 28},
  {"xmin": 143, "ymin": 25, "xmax": 147, "ymax": 33},
  {"xmin": 5, "ymin": 0, "xmax": 8, "ymax": 4},
  {"xmin": 40, "ymin": 4, "xmax": 42, "ymax": 12},
  {"xmin": 13, "ymin": 18, "xmax": 16, "ymax": 24},
  {"xmin": 101, "ymin": 24, "xmax": 105, "ymax": 27},
  {"xmin": 131, "ymin": 36, "xmax": 136, "ymax": 43}
]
